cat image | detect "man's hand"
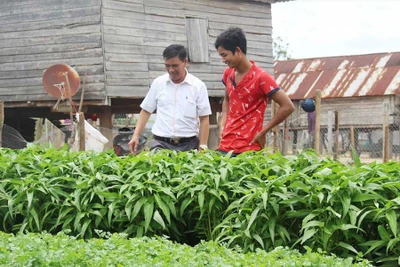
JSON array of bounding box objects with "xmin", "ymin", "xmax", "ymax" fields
[
  {"xmin": 198, "ymin": 144, "xmax": 208, "ymax": 151},
  {"xmin": 250, "ymin": 132, "xmax": 266, "ymax": 148},
  {"xmin": 128, "ymin": 135, "xmax": 140, "ymax": 154},
  {"xmin": 218, "ymin": 128, "xmax": 224, "ymax": 140}
]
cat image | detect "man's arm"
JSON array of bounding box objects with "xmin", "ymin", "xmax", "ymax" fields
[
  {"xmin": 218, "ymin": 90, "xmax": 229, "ymax": 139},
  {"xmin": 251, "ymin": 90, "xmax": 295, "ymax": 147},
  {"xmin": 198, "ymin": 115, "xmax": 210, "ymax": 150},
  {"xmin": 128, "ymin": 109, "xmax": 152, "ymax": 154}
]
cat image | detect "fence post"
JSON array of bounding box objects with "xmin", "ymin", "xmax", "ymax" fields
[
  {"xmin": 0, "ymin": 100, "xmax": 3, "ymax": 147},
  {"xmin": 282, "ymin": 118, "xmax": 289, "ymax": 155},
  {"xmin": 334, "ymin": 111, "xmax": 340, "ymax": 160},
  {"xmin": 314, "ymin": 90, "xmax": 321, "ymax": 153},
  {"xmin": 79, "ymin": 112, "xmax": 85, "ymax": 151},
  {"xmin": 383, "ymin": 102, "xmax": 389, "ymax": 162},
  {"xmin": 327, "ymin": 109, "xmax": 333, "ymax": 155},
  {"xmin": 350, "ymin": 125, "xmax": 355, "ymax": 154},
  {"xmin": 272, "ymin": 101, "xmax": 279, "ymax": 153}
]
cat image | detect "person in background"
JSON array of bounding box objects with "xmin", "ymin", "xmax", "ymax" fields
[
  {"xmin": 215, "ymin": 27, "xmax": 295, "ymax": 156},
  {"xmin": 128, "ymin": 44, "xmax": 212, "ymax": 154}
]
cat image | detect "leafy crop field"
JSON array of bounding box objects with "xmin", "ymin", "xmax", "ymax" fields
[
  {"xmin": 0, "ymin": 232, "xmax": 372, "ymax": 267},
  {"xmin": 0, "ymin": 147, "xmax": 399, "ymax": 265}
]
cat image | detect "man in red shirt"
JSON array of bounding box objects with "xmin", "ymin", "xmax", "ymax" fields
[{"xmin": 215, "ymin": 27, "xmax": 295, "ymax": 155}]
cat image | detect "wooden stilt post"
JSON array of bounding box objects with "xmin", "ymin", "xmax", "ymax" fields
[
  {"xmin": 208, "ymin": 107, "xmax": 219, "ymax": 150},
  {"xmin": 0, "ymin": 100, "xmax": 3, "ymax": 147},
  {"xmin": 99, "ymin": 106, "xmax": 113, "ymax": 150}
]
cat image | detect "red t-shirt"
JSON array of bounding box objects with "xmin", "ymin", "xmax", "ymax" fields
[{"xmin": 218, "ymin": 61, "xmax": 280, "ymax": 154}]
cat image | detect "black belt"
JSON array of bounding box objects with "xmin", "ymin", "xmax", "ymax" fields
[{"xmin": 154, "ymin": 135, "xmax": 197, "ymax": 145}]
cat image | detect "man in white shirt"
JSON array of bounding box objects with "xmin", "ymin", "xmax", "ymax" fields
[{"xmin": 128, "ymin": 44, "xmax": 212, "ymax": 154}]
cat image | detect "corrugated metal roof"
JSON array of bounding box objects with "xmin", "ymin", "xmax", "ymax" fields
[
  {"xmin": 251, "ymin": 0, "xmax": 293, "ymax": 3},
  {"xmin": 274, "ymin": 52, "xmax": 400, "ymax": 100}
]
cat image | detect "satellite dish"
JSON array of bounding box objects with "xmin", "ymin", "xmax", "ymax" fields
[{"xmin": 42, "ymin": 64, "xmax": 80, "ymax": 99}]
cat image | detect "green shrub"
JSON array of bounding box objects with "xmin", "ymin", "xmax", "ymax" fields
[{"xmin": 0, "ymin": 231, "xmax": 372, "ymax": 267}]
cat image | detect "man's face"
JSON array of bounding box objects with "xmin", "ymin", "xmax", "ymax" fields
[
  {"xmin": 217, "ymin": 46, "xmax": 239, "ymax": 69},
  {"xmin": 164, "ymin": 56, "xmax": 187, "ymax": 83}
]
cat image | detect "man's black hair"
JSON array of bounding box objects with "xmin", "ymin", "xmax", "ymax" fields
[
  {"xmin": 214, "ymin": 27, "xmax": 247, "ymax": 55},
  {"xmin": 163, "ymin": 44, "xmax": 187, "ymax": 61}
]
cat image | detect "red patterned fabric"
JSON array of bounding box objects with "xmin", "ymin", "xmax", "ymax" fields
[{"xmin": 218, "ymin": 61, "xmax": 279, "ymax": 153}]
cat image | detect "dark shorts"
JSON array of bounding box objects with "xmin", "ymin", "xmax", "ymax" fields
[
  {"xmin": 150, "ymin": 135, "xmax": 199, "ymax": 152},
  {"xmin": 216, "ymin": 149, "xmax": 240, "ymax": 157}
]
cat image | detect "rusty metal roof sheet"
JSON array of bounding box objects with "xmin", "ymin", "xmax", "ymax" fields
[{"xmin": 274, "ymin": 52, "xmax": 400, "ymax": 100}]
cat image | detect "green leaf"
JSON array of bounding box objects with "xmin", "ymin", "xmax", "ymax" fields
[
  {"xmin": 27, "ymin": 191, "xmax": 33, "ymax": 210},
  {"xmin": 261, "ymin": 192, "xmax": 268, "ymax": 210},
  {"xmin": 74, "ymin": 212, "xmax": 86, "ymax": 232},
  {"xmin": 29, "ymin": 208, "xmax": 40, "ymax": 231},
  {"xmin": 215, "ymin": 174, "xmax": 221, "ymax": 190},
  {"xmin": 180, "ymin": 198, "xmax": 193, "ymax": 216},
  {"xmin": 341, "ymin": 195, "xmax": 351, "ymax": 218},
  {"xmin": 220, "ymin": 167, "xmax": 227, "ymax": 181},
  {"xmin": 361, "ymin": 240, "xmax": 386, "ymax": 255},
  {"xmin": 153, "ymin": 210, "xmax": 166, "ymax": 229},
  {"xmin": 378, "ymin": 225, "xmax": 391, "ymax": 241},
  {"xmin": 386, "ymin": 210, "xmax": 397, "ymax": 236},
  {"xmin": 387, "ymin": 238, "xmax": 400, "ymax": 253},
  {"xmin": 351, "ymin": 146, "xmax": 361, "ymax": 167},
  {"xmin": 326, "ymin": 207, "xmax": 341, "ymax": 218},
  {"xmin": 154, "ymin": 194, "xmax": 171, "ymax": 224},
  {"xmin": 269, "ymin": 217, "xmax": 276, "ymax": 245},
  {"xmin": 198, "ymin": 191, "xmax": 205, "ymax": 217},
  {"xmin": 80, "ymin": 219, "xmax": 91, "ymax": 238},
  {"xmin": 131, "ymin": 197, "xmax": 147, "ymax": 220},
  {"xmin": 246, "ymin": 207, "xmax": 260, "ymax": 231},
  {"xmin": 302, "ymin": 220, "xmax": 324, "ymax": 231},
  {"xmin": 143, "ymin": 202, "xmax": 154, "ymax": 233},
  {"xmin": 301, "ymin": 228, "xmax": 318, "ymax": 245},
  {"xmin": 338, "ymin": 241, "xmax": 358, "ymax": 254},
  {"xmin": 252, "ymin": 233, "xmax": 265, "ymax": 249}
]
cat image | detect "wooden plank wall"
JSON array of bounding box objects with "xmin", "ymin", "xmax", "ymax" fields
[
  {"xmin": 102, "ymin": 0, "xmax": 274, "ymax": 98},
  {"xmin": 0, "ymin": 0, "xmax": 105, "ymax": 104}
]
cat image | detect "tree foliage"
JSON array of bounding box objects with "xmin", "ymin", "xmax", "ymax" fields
[{"xmin": 273, "ymin": 36, "xmax": 292, "ymax": 60}]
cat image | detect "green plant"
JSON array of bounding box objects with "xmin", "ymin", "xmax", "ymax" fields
[{"xmin": 1, "ymin": 146, "xmax": 400, "ymax": 265}]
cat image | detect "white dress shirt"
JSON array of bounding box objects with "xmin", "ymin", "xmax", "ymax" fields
[{"xmin": 140, "ymin": 70, "xmax": 212, "ymax": 138}]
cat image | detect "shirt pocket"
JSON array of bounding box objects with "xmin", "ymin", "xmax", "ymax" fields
[{"xmin": 184, "ymin": 98, "xmax": 197, "ymax": 118}]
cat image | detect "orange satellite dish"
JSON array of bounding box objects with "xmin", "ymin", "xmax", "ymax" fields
[{"xmin": 42, "ymin": 64, "xmax": 80, "ymax": 99}]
